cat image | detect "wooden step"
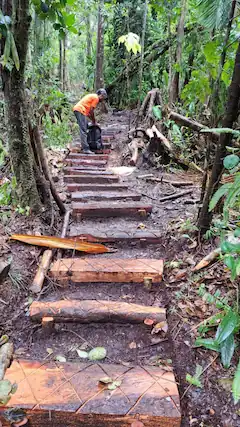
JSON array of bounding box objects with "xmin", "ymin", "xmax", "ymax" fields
[
  {"xmin": 72, "ymin": 201, "xmax": 152, "ymax": 218},
  {"xmin": 1, "ymin": 360, "xmax": 181, "ymax": 426},
  {"xmin": 73, "ymin": 141, "xmax": 112, "ymax": 148},
  {"xmin": 64, "ymin": 163, "xmax": 107, "ymax": 171},
  {"xmin": 67, "ymin": 183, "xmax": 129, "ymax": 192},
  {"xmin": 64, "ymin": 168, "xmax": 113, "ymax": 176},
  {"xmin": 69, "ymin": 229, "xmax": 163, "ymax": 244},
  {"xmin": 30, "ymin": 300, "xmax": 166, "ymax": 324},
  {"xmin": 71, "ymin": 191, "xmax": 141, "ymax": 202},
  {"xmin": 50, "ymin": 258, "xmax": 163, "ymax": 283},
  {"xmin": 64, "ymin": 175, "xmax": 119, "ymax": 184},
  {"xmin": 65, "ymin": 158, "xmax": 107, "ymax": 167},
  {"xmin": 68, "ymin": 153, "xmax": 109, "ymax": 160}
]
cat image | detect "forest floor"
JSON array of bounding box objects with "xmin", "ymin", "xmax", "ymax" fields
[{"xmin": 0, "ymin": 110, "xmax": 238, "ymax": 427}]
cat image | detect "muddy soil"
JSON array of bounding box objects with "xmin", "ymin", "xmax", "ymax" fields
[{"xmin": 1, "ymin": 110, "xmax": 239, "ymax": 427}]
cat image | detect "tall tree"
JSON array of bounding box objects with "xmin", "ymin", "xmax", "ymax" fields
[
  {"xmin": 198, "ymin": 41, "xmax": 240, "ymax": 232},
  {"xmin": 137, "ymin": 0, "xmax": 148, "ymax": 109},
  {"xmin": 95, "ymin": 0, "xmax": 104, "ymax": 89}
]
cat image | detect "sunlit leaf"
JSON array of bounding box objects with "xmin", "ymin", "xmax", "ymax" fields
[
  {"xmin": 215, "ymin": 310, "xmax": 240, "ymax": 345},
  {"xmin": 220, "ymin": 333, "xmax": 235, "ymax": 368},
  {"xmin": 233, "ymin": 358, "xmax": 240, "ymax": 404},
  {"xmin": 194, "ymin": 337, "xmax": 220, "ymax": 352},
  {"xmin": 209, "ymin": 183, "xmax": 232, "ymax": 211},
  {"xmin": 76, "ymin": 349, "xmax": 89, "ymax": 359},
  {"xmin": 55, "ymin": 355, "xmax": 66, "ymax": 362},
  {"xmin": 88, "ymin": 347, "xmax": 107, "ymax": 361}
]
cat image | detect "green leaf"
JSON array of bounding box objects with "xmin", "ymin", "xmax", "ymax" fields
[
  {"xmin": 209, "ymin": 183, "xmax": 232, "ymax": 211},
  {"xmin": 195, "ymin": 337, "xmax": 220, "ymax": 352},
  {"xmin": 152, "ymin": 105, "xmax": 162, "ymax": 120},
  {"xmin": 64, "ymin": 13, "xmax": 75, "ymax": 27},
  {"xmin": 215, "ymin": 310, "xmax": 240, "ymax": 345},
  {"xmin": 76, "ymin": 349, "xmax": 89, "ymax": 359},
  {"xmin": 3, "ymin": 30, "xmax": 11, "ymax": 66},
  {"xmin": 0, "ymin": 380, "xmax": 12, "ymax": 402},
  {"xmin": 108, "ymin": 380, "xmax": 122, "ymax": 390},
  {"xmin": 220, "ymin": 333, "xmax": 235, "ymax": 368},
  {"xmin": 232, "ymin": 358, "xmax": 240, "ymax": 404},
  {"xmin": 221, "ymin": 241, "xmax": 240, "ymax": 254},
  {"xmin": 55, "ymin": 355, "xmax": 66, "ymax": 362},
  {"xmin": 224, "ymin": 255, "xmax": 237, "ymax": 280},
  {"xmin": 224, "ymin": 155, "xmax": 240, "ymax": 170},
  {"xmin": 10, "ymin": 32, "xmax": 19, "ymax": 70},
  {"xmin": 88, "ymin": 347, "xmax": 107, "ymax": 361}
]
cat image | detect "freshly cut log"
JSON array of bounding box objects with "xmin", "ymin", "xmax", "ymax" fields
[
  {"xmin": 1, "ymin": 360, "xmax": 181, "ymax": 426},
  {"xmin": 50, "ymin": 257, "xmax": 163, "ymax": 283},
  {"xmin": 71, "ymin": 191, "xmax": 141, "ymax": 202},
  {"xmin": 64, "ymin": 175, "xmax": 119, "ymax": 184},
  {"xmin": 67, "ymin": 183, "xmax": 129, "ymax": 192},
  {"xmin": 72, "ymin": 201, "xmax": 152, "ymax": 218},
  {"xmin": 63, "ymin": 168, "xmax": 113, "ymax": 176},
  {"xmin": 68, "ymin": 153, "xmax": 109, "ymax": 161},
  {"xmin": 30, "ymin": 300, "xmax": 166, "ymax": 324}
]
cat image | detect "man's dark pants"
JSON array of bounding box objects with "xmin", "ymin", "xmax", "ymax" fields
[{"xmin": 74, "ymin": 110, "xmax": 90, "ymax": 151}]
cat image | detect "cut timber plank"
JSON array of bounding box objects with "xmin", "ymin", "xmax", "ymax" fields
[
  {"xmin": 67, "ymin": 183, "xmax": 129, "ymax": 192},
  {"xmin": 63, "ymin": 168, "xmax": 113, "ymax": 176},
  {"xmin": 64, "ymin": 175, "xmax": 119, "ymax": 184},
  {"xmin": 65, "ymin": 158, "xmax": 107, "ymax": 167},
  {"xmin": 30, "ymin": 300, "xmax": 166, "ymax": 324},
  {"xmin": 1, "ymin": 360, "xmax": 181, "ymax": 426},
  {"xmin": 71, "ymin": 191, "xmax": 141, "ymax": 202},
  {"xmin": 50, "ymin": 258, "xmax": 163, "ymax": 283},
  {"xmin": 69, "ymin": 230, "xmax": 163, "ymax": 244},
  {"xmin": 64, "ymin": 163, "xmax": 107, "ymax": 171},
  {"xmin": 72, "ymin": 201, "xmax": 152, "ymax": 218},
  {"xmin": 68, "ymin": 153, "xmax": 109, "ymax": 160}
]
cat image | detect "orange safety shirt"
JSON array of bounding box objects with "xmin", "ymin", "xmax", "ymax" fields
[{"xmin": 73, "ymin": 94, "xmax": 99, "ymax": 116}]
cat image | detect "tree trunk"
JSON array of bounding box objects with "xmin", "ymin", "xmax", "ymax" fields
[
  {"xmin": 86, "ymin": 14, "xmax": 91, "ymax": 58},
  {"xmin": 198, "ymin": 41, "xmax": 240, "ymax": 233},
  {"xmin": 95, "ymin": 0, "xmax": 104, "ymax": 89},
  {"xmin": 63, "ymin": 34, "xmax": 68, "ymax": 91},
  {"xmin": 59, "ymin": 38, "xmax": 63, "ymax": 89},
  {"xmin": 210, "ymin": 0, "xmax": 236, "ymax": 124},
  {"xmin": 137, "ymin": 0, "xmax": 148, "ymax": 110},
  {"xmin": 169, "ymin": 0, "xmax": 188, "ymax": 105},
  {"xmin": 0, "ymin": 0, "xmax": 42, "ymax": 210}
]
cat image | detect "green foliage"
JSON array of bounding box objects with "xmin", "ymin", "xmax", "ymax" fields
[
  {"xmin": 152, "ymin": 105, "xmax": 162, "ymax": 120},
  {"xmin": 32, "ymin": 0, "xmax": 77, "ymax": 36},
  {"xmin": 195, "ymin": 0, "xmax": 233, "ymax": 30},
  {"xmin": 232, "ymin": 359, "xmax": 240, "ymax": 404},
  {"xmin": 186, "ymin": 364, "xmax": 203, "ymax": 388},
  {"xmin": 118, "ymin": 32, "xmax": 141, "ymax": 54},
  {"xmin": 42, "ymin": 114, "xmax": 72, "ymax": 147},
  {"xmin": 0, "ymin": 9, "xmax": 20, "ymax": 71}
]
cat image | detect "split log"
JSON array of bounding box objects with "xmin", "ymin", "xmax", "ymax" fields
[
  {"xmin": 0, "ymin": 342, "xmax": 13, "ymax": 381},
  {"xmin": 30, "ymin": 300, "xmax": 166, "ymax": 324},
  {"xmin": 152, "ymin": 125, "xmax": 173, "ymax": 153},
  {"xmin": 169, "ymin": 111, "xmax": 220, "ymax": 139},
  {"xmin": 128, "ymin": 138, "xmax": 145, "ymax": 166}
]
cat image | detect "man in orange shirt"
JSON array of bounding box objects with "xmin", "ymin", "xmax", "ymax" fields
[{"xmin": 73, "ymin": 88, "xmax": 107, "ymax": 154}]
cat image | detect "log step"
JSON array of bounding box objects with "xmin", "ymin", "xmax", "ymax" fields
[
  {"xmin": 50, "ymin": 258, "xmax": 163, "ymax": 283},
  {"xmin": 71, "ymin": 191, "xmax": 141, "ymax": 202},
  {"xmin": 30, "ymin": 300, "xmax": 166, "ymax": 324},
  {"xmin": 68, "ymin": 153, "xmax": 109, "ymax": 160},
  {"xmin": 1, "ymin": 360, "xmax": 181, "ymax": 426},
  {"xmin": 67, "ymin": 183, "xmax": 129, "ymax": 192},
  {"xmin": 73, "ymin": 141, "xmax": 112, "ymax": 148},
  {"xmin": 64, "ymin": 175, "xmax": 119, "ymax": 184},
  {"xmin": 65, "ymin": 158, "xmax": 107, "ymax": 167},
  {"xmin": 69, "ymin": 229, "xmax": 163, "ymax": 244},
  {"xmin": 63, "ymin": 168, "xmax": 113, "ymax": 176},
  {"xmin": 72, "ymin": 201, "xmax": 152, "ymax": 218}
]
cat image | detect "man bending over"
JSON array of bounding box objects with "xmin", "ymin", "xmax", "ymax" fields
[{"xmin": 73, "ymin": 88, "xmax": 108, "ymax": 154}]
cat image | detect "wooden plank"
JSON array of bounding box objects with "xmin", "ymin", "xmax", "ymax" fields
[
  {"xmin": 0, "ymin": 360, "xmax": 181, "ymax": 426},
  {"xmin": 65, "ymin": 159, "xmax": 107, "ymax": 167},
  {"xmin": 71, "ymin": 191, "xmax": 141, "ymax": 202},
  {"xmin": 72, "ymin": 201, "xmax": 152, "ymax": 218},
  {"xmin": 50, "ymin": 258, "xmax": 163, "ymax": 283},
  {"xmin": 68, "ymin": 153, "xmax": 109, "ymax": 160},
  {"xmin": 64, "ymin": 163, "xmax": 107, "ymax": 171},
  {"xmin": 30, "ymin": 300, "xmax": 166, "ymax": 324},
  {"xmin": 69, "ymin": 229, "xmax": 163, "ymax": 244},
  {"xmin": 67, "ymin": 183, "xmax": 129, "ymax": 192},
  {"xmin": 64, "ymin": 175, "xmax": 119, "ymax": 184},
  {"xmin": 63, "ymin": 168, "xmax": 113, "ymax": 176}
]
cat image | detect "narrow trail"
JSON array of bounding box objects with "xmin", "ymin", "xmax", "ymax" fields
[{"xmin": 2, "ymin": 114, "xmax": 201, "ymax": 426}]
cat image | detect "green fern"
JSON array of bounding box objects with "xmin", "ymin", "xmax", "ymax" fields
[{"xmin": 195, "ymin": 0, "xmax": 233, "ymax": 30}]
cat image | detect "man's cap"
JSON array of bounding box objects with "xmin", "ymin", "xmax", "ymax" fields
[{"xmin": 97, "ymin": 88, "xmax": 108, "ymax": 99}]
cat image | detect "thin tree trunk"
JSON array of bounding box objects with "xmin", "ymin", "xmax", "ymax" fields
[
  {"xmin": 63, "ymin": 34, "xmax": 67, "ymax": 91},
  {"xmin": 137, "ymin": 0, "xmax": 148, "ymax": 110},
  {"xmin": 95, "ymin": 0, "xmax": 104, "ymax": 89},
  {"xmin": 167, "ymin": 12, "xmax": 173, "ymax": 96},
  {"xmin": 0, "ymin": 0, "xmax": 42, "ymax": 210},
  {"xmin": 210, "ymin": 0, "xmax": 236, "ymax": 124},
  {"xmin": 86, "ymin": 14, "xmax": 91, "ymax": 58},
  {"xmin": 169, "ymin": 0, "xmax": 188, "ymax": 105},
  {"xmin": 198, "ymin": 41, "xmax": 240, "ymax": 233},
  {"xmin": 59, "ymin": 38, "xmax": 63, "ymax": 88}
]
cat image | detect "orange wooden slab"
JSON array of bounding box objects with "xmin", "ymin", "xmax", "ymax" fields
[
  {"xmin": 67, "ymin": 183, "xmax": 129, "ymax": 192},
  {"xmin": 64, "ymin": 175, "xmax": 119, "ymax": 184},
  {"xmin": 71, "ymin": 191, "xmax": 141, "ymax": 202},
  {"xmin": 50, "ymin": 258, "xmax": 163, "ymax": 283},
  {"xmin": 0, "ymin": 360, "xmax": 181, "ymax": 427},
  {"xmin": 65, "ymin": 158, "xmax": 107, "ymax": 167},
  {"xmin": 72, "ymin": 201, "xmax": 152, "ymax": 217}
]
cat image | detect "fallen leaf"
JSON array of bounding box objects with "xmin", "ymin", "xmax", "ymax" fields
[
  {"xmin": 55, "ymin": 355, "xmax": 66, "ymax": 362},
  {"xmin": 151, "ymin": 321, "xmax": 168, "ymax": 335},
  {"xmin": 137, "ymin": 223, "xmax": 146, "ymax": 230},
  {"xmin": 108, "ymin": 380, "xmax": 122, "ymax": 390},
  {"xmin": 88, "ymin": 347, "xmax": 107, "ymax": 361},
  {"xmin": 76, "ymin": 349, "xmax": 89, "ymax": 359},
  {"xmin": 129, "ymin": 341, "xmax": 137, "ymax": 349},
  {"xmin": 10, "ymin": 234, "xmax": 110, "ymax": 254},
  {"xmin": 46, "ymin": 348, "xmax": 53, "ymax": 355},
  {"xmin": 144, "ymin": 318, "xmax": 154, "ymax": 326},
  {"xmin": 99, "ymin": 377, "xmax": 113, "ymax": 384}
]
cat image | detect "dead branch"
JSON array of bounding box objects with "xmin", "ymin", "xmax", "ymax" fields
[{"xmin": 158, "ymin": 189, "xmax": 193, "ymax": 202}]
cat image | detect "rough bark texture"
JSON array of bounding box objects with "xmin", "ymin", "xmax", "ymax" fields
[
  {"xmin": 1, "ymin": 0, "xmax": 42, "ymax": 210},
  {"xmin": 95, "ymin": 0, "xmax": 104, "ymax": 89},
  {"xmin": 198, "ymin": 41, "xmax": 240, "ymax": 232}
]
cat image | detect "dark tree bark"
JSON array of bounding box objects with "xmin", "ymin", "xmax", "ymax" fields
[
  {"xmin": 95, "ymin": 0, "xmax": 104, "ymax": 89},
  {"xmin": 169, "ymin": 0, "xmax": 188, "ymax": 105},
  {"xmin": 86, "ymin": 14, "xmax": 92, "ymax": 58},
  {"xmin": 0, "ymin": 0, "xmax": 42, "ymax": 210},
  {"xmin": 198, "ymin": 41, "xmax": 240, "ymax": 233}
]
